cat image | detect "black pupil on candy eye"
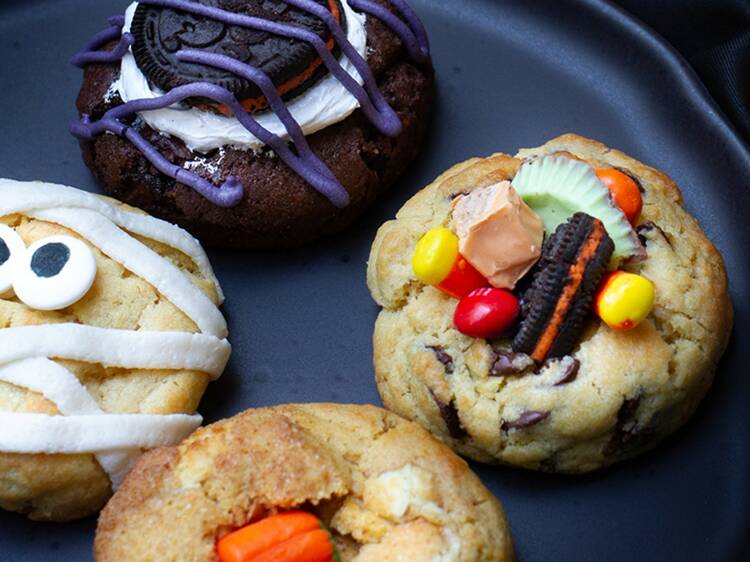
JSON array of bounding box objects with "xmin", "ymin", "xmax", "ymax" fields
[
  {"xmin": 0, "ymin": 239, "xmax": 9, "ymax": 267},
  {"xmin": 31, "ymin": 243, "xmax": 71, "ymax": 278}
]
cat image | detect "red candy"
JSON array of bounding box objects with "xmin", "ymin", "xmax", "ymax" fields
[
  {"xmin": 454, "ymin": 288, "xmax": 520, "ymax": 339},
  {"xmin": 438, "ymin": 255, "xmax": 489, "ymax": 299}
]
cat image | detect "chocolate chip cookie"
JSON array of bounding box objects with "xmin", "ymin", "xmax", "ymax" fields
[{"xmin": 367, "ymin": 134, "xmax": 732, "ymax": 473}]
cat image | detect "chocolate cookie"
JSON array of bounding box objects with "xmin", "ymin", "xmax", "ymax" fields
[
  {"xmin": 367, "ymin": 134, "xmax": 732, "ymax": 473},
  {"xmin": 72, "ymin": 0, "xmax": 434, "ymax": 249}
]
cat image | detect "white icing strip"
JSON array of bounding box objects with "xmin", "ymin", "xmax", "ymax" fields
[
  {"xmin": 0, "ymin": 324, "xmax": 231, "ymax": 379},
  {"xmin": 0, "ymin": 179, "xmax": 223, "ymax": 302},
  {"xmin": 0, "ymin": 412, "xmax": 202, "ymax": 453},
  {"xmin": 0, "ymin": 358, "xmax": 138, "ymax": 487},
  {"xmin": 30, "ymin": 207, "xmax": 227, "ymax": 338},
  {"xmin": 0, "ymin": 358, "xmax": 101, "ymax": 414}
]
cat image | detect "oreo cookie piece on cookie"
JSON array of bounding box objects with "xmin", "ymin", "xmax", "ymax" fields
[
  {"xmin": 512, "ymin": 212, "xmax": 614, "ymax": 363},
  {"xmin": 131, "ymin": 0, "xmax": 346, "ymax": 113}
]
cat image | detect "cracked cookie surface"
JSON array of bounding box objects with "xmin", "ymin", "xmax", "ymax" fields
[
  {"xmin": 367, "ymin": 134, "xmax": 732, "ymax": 473},
  {"xmin": 94, "ymin": 403, "xmax": 513, "ymax": 562}
]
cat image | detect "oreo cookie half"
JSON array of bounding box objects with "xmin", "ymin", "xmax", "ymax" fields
[
  {"xmin": 131, "ymin": 0, "xmax": 347, "ymax": 112},
  {"xmin": 512, "ymin": 212, "xmax": 614, "ymax": 363}
]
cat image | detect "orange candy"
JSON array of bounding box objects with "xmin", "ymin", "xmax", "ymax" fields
[
  {"xmin": 217, "ymin": 511, "xmax": 336, "ymax": 562},
  {"xmin": 595, "ymin": 168, "xmax": 643, "ymax": 225}
]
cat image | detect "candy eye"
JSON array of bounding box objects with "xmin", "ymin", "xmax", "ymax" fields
[
  {"xmin": 0, "ymin": 224, "xmax": 26, "ymax": 298},
  {"xmin": 13, "ymin": 235, "xmax": 97, "ymax": 310}
]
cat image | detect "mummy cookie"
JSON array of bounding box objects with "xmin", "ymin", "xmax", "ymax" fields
[
  {"xmin": 0, "ymin": 179, "xmax": 230, "ymax": 521},
  {"xmin": 94, "ymin": 404, "xmax": 514, "ymax": 561},
  {"xmin": 367, "ymin": 134, "xmax": 732, "ymax": 473},
  {"xmin": 71, "ymin": 0, "xmax": 434, "ymax": 249}
]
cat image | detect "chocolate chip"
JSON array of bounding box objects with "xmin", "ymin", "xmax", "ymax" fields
[
  {"xmin": 604, "ymin": 396, "xmax": 649, "ymax": 457},
  {"xmin": 490, "ymin": 351, "xmax": 534, "ymax": 377},
  {"xmin": 449, "ymin": 191, "xmax": 470, "ymax": 201},
  {"xmin": 428, "ymin": 346, "xmax": 454, "ymax": 374},
  {"xmin": 637, "ymin": 221, "xmax": 672, "ymax": 249},
  {"xmin": 501, "ymin": 410, "xmax": 550, "ymax": 432},
  {"xmin": 430, "ymin": 391, "xmax": 467, "ymax": 439},
  {"xmin": 0, "ymin": 239, "xmax": 9, "ymax": 267},
  {"xmin": 31, "ymin": 243, "xmax": 70, "ymax": 278},
  {"xmin": 554, "ymin": 358, "xmax": 581, "ymax": 386}
]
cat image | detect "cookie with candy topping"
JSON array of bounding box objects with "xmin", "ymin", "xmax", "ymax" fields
[
  {"xmin": 0, "ymin": 179, "xmax": 230, "ymax": 521},
  {"xmin": 367, "ymin": 134, "xmax": 731, "ymax": 472},
  {"xmin": 93, "ymin": 404, "xmax": 514, "ymax": 561},
  {"xmin": 72, "ymin": 0, "xmax": 434, "ymax": 248}
]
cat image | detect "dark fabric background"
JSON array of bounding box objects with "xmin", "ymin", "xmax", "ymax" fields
[{"xmin": 617, "ymin": 0, "xmax": 750, "ymax": 145}]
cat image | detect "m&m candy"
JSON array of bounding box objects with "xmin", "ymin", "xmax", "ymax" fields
[
  {"xmin": 595, "ymin": 271, "xmax": 655, "ymax": 331},
  {"xmin": 595, "ymin": 168, "xmax": 643, "ymax": 225},
  {"xmin": 412, "ymin": 227, "xmax": 488, "ymax": 298},
  {"xmin": 454, "ymin": 287, "xmax": 520, "ymax": 339}
]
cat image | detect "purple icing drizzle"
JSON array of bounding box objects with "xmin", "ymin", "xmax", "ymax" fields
[
  {"xmin": 138, "ymin": 0, "xmax": 402, "ymax": 137},
  {"xmin": 70, "ymin": 0, "xmax": 431, "ymax": 208},
  {"xmin": 70, "ymin": 16, "xmax": 133, "ymax": 68},
  {"xmin": 71, "ymin": 33, "xmax": 135, "ymax": 68}
]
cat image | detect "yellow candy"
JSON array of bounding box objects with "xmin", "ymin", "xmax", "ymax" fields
[
  {"xmin": 412, "ymin": 227, "xmax": 459, "ymax": 285},
  {"xmin": 595, "ymin": 271, "xmax": 655, "ymax": 331}
]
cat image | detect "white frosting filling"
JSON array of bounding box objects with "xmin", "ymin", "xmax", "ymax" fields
[
  {"xmin": 117, "ymin": 1, "xmax": 367, "ymax": 153},
  {"xmin": 0, "ymin": 179, "xmax": 230, "ymax": 488}
]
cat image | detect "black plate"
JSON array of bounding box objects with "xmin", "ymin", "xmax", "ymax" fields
[{"xmin": 0, "ymin": 0, "xmax": 748, "ymax": 560}]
